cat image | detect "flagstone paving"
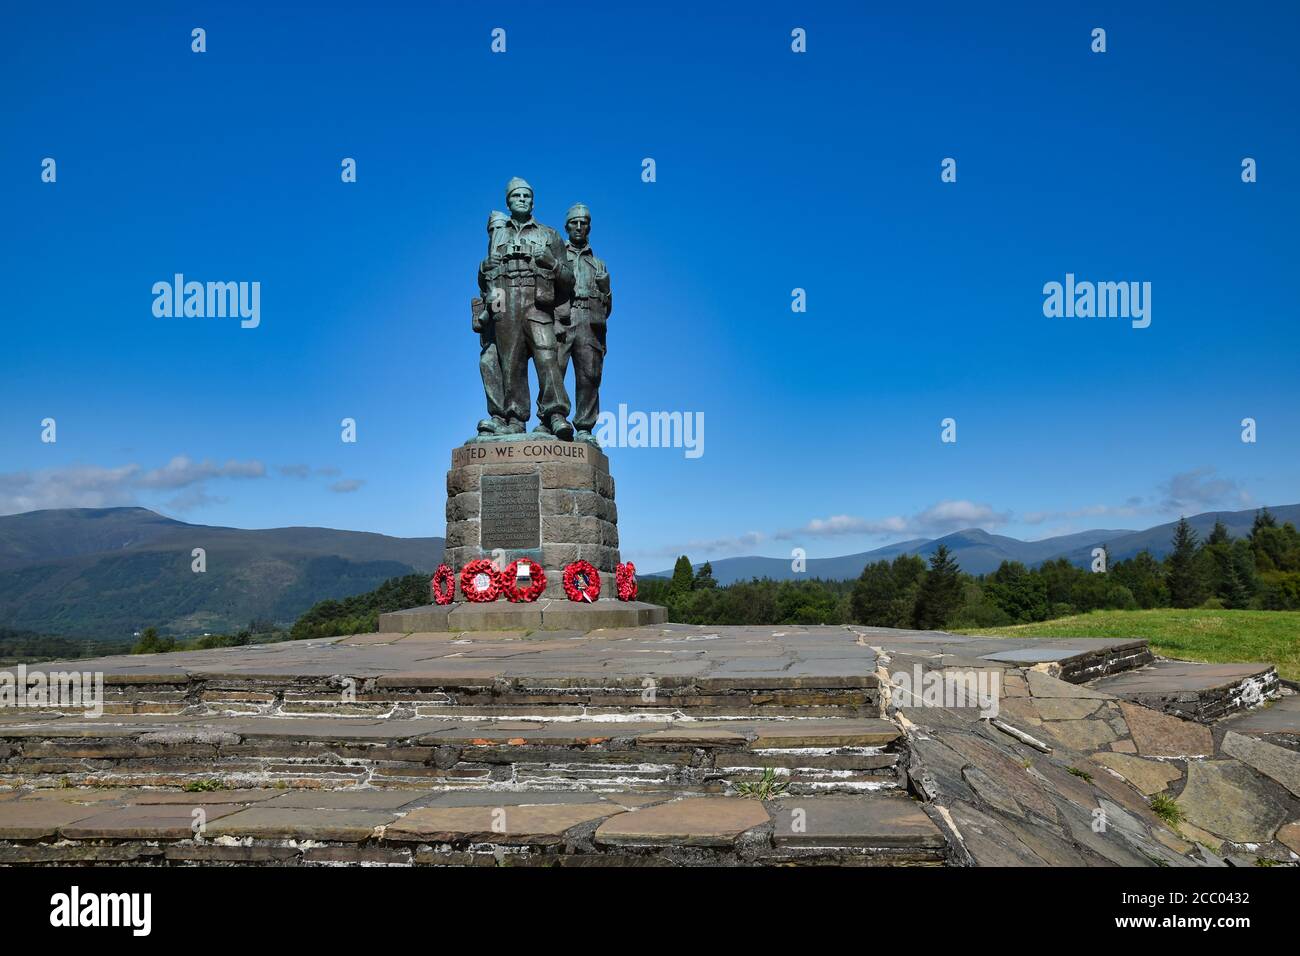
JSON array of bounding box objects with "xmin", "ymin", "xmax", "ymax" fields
[
  {"xmin": 593, "ymin": 796, "xmax": 772, "ymax": 847},
  {"xmin": 0, "ymin": 623, "xmax": 1296, "ymax": 866}
]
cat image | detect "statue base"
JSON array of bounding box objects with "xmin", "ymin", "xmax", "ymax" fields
[
  {"xmin": 378, "ymin": 599, "xmax": 667, "ymax": 633},
  {"xmin": 383, "ymin": 438, "xmax": 665, "ymax": 631}
]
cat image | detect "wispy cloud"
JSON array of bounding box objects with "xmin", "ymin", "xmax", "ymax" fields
[
  {"xmin": 135, "ymin": 455, "xmax": 265, "ymax": 489},
  {"xmin": 0, "ymin": 455, "xmax": 265, "ymax": 515},
  {"xmin": 776, "ymin": 500, "xmax": 1010, "ymax": 541},
  {"xmin": 1160, "ymin": 467, "xmax": 1251, "ymax": 513},
  {"xmin": 646, "ymin": 531, "xmax": 766, "ymax": 558},
  {"xmin": 328, "ymin": 478, "xmax": 365, "ymax": 494}
]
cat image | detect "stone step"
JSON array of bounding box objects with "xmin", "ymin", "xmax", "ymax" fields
[
  {"xmin": 0, "ymin": 715, "xmax": 901, "ymax": 795},
  {"xmin": 0, "ymin": 786, "xmax": 945, "ymax": 866},
  {"xmin": 1086, "ymin": 660, "xmax": 1281, "ymax": 722},
  {"xmin": 1, "ymin": 672, "xmax": 881, "ymax": 721}
]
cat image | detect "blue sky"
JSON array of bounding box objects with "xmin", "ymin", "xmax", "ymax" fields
[{"xmin": 2, "ymin": 1, "xmax": 1297, "ymax": 569}]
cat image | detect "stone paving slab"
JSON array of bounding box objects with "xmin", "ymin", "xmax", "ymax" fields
[
  {"xmin": 636, "ymin": 729, "xmax": 748, "ymax": 747},
  {"xmin": 1093, "ymin": 661, "xmax": 1275, "ymax": 695},
  {"xmin": 419, "ymin": 791, "xmax": 617, "ymax": 808},
  {"xmin": 1118, "ymin": 702, "xmax": 1214, "ymax": 757},
  {"xmin": 61, "ymin": 803, "xmax": 247, "ymax": 840},
  {"xmin": 748, "ymin": 718, "xmax": 897, "ymax": 749},
  {"xmin": 264, "ymin": 790, "xmax": 429, "ymax": 810},
  {"xmin": 766, "ymin": 795, "xmax": 943, "ymax": 848},
  {"xmin": 1222, "ymin": 731, "xmax": 1300, "ymax": 797},
  {"xmin": 385, "ymin": 802, "xmax": 618, "ymax": 845},
  {"xmin": 594, "ymin": 796, "xmax": 770, "ymax": 847},
  {"xmin": 0, "ymin": 798, "xmax": 108, "ymax": 839},
  {"xmin": 207, "ymin": 807, "xmax": 399, "ymax": 842},
  {"xmin": 1176, "ymin": 760, "xmax": 1290, "ymax": 844},
  {"xmin": 1025, "ymin": 670, "xmax": 1114, "ymax": 700},
  {"xmin": 1220, "ymin": 694, "xmax": 1300, "ymax": 736},
  {"xmin": 130, "ymin": 789, "xmax": 282, "ymax": 805},
  {"xmin": 1090, "ymin": 753, "xmax": 1182, "ymax": 795}
]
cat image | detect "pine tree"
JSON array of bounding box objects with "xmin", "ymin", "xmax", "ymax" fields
[
  {"xmin": 669, "ymin": 555, "xmax": 695, "ymax": 598},
  {"xmin": 850, "ymin": 561, "xmax": 895, "ymax": 625},
  {"xmin": 1166, "ymin": 517, "xmax": 1205, "ymax": 608},
  {"xmin": 1251, "ymin": 508, "xmax": 1277, "ymax": 538},
  {"xmin": 1208, "ymin": 519, "xmax": 1230, "ymax": 546},
  {"xmin": 694, "ymin": 562, "xmax": 718, "ymax": 589},
  {"xmin": 913, "ymin": 545, "xmax": 963, "ymax": 629},
  {"xmin": 1221, "ymin": 560, "xmax": 1251, "ymax": 609}
]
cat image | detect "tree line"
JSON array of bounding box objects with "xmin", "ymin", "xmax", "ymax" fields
[
  {"xmin": 640, "ymin": 509, "xmax": 1300, "ymax": 628},
  {"xmin": 117, "ymin": 508, "xmax": 1300, "ymax": 650}
]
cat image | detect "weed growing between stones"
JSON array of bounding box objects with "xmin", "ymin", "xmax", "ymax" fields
[
  {"xmin": 735, "ymin": 768, "xmax": 790, "ymax": 799},
  {"xmin": 1149, "ymin": 793, "xmax": 1183, "ymax": 827}
]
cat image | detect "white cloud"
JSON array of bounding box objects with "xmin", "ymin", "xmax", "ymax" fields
[
  {"xmin": 135, "ymin": 455, "xmax": 266, "ymax": 489},
  {"xmin": 647, "ymin": 530, "xmax": 766, "ymax": 557},
  {"xmin": 1160, "ymin": 467, "xmax": 1251, "ymax": 512},
  {"xmin": 0, "ymin": 456, "xmax": 266, "ymax": 516},
  {"xmin": 329, "ymin": 478, "xmax": 365, "ymax": 494},
  {"xmin": 777, "ymin": 500, "xmax": 1009, "ymax": 541},
  {"xmin": 0, "ymin": 464, "xmax": 142, "ymax": 513}
]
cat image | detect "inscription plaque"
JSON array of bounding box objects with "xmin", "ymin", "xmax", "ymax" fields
[{"xmin": 480, "ymin": 473, "xmax": 541, "ymax": 550}]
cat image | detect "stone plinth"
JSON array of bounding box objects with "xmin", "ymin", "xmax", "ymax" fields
[
  {"xmin": 378, "ymin": 599, "xmax": 667, "ymax": 633},
  {"xmin": 444, "ymin": 439, "xmax": 620, "ymax": 602}
]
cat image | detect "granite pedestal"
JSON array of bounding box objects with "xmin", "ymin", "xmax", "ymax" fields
[{"xmin": 385, "ymin": 437, "xmax": 665, "ymax": 631}]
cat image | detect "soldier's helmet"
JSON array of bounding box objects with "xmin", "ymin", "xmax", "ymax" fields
[
  {"xmin": 505, "ymin": 176, "xmax": 533, "ymax": 198},
  {"xmin": 565, "ymin": 202, "xmax": 591, "ymax": 223}
]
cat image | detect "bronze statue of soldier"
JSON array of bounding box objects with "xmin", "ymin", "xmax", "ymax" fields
[
  {"xmin": 475, "ymin": 177, "xmax": 575, "ymax": 440},
  {"xmin": 554, "ymin": 203, "xmax": 611, "ymax": 446}
]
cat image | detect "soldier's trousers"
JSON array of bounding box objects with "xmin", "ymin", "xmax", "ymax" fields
[
  {"xmin": 558, "ymin": 305, "xmax": 606, "ymax": 433},
  {"xmin": 478, "ymin": 333, "xmax": 506, "ymax": 422},
  {"xmin": 496, "ymin": 290, "xmax": 570, "ymax": 426}
]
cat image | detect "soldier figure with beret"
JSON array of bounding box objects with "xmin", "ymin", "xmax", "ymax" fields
[{"xmin": 554, "ymin": 203, "xmax": 612, "ymax": 446}]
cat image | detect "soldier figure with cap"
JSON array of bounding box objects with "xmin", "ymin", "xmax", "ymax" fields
[
  {"xmin": 554, "ymin": 202, "xmax": 612, "ymax": 446},
  {"xmin": 476, "ymin": 177, "xmax": 575, "ymax": 439}
]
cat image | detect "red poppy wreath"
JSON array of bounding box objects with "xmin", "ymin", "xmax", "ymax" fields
[{"xmin": 562, "ymin": 560, "xmax": 601, "ymax": 603}]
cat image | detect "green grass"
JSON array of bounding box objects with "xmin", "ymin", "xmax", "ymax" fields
[
  {"xmin": 1149, "ymin": 794, "xmax": 1184, "ymax": 828},
  {"xmin": 734, "ymin": 767, "xmax": 790, "ymax": 800},
  {"xmin": 956, "ymin": 609, "xmax": 1300, "ymax": 681}
]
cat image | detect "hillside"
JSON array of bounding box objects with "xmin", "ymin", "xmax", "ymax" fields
[
  {"xmin": 0, "ymin": 508, "xmax": 443, "ymax": 641},
  {"xmin": 651, "ymin": 527, "xmax": 1135, "ymax": 582},
  {"xmin": 651, "ymin": 504, "xmax": 1300, "ymax": 584}
]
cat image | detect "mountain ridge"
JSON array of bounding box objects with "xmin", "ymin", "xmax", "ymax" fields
[
  {"xmin": 0, "ymin": 507, "xmax": 443, "ymax": 640},
  {"xmin": 648, "ymin": 504, "xmax": 1300, "ymax": 584}
]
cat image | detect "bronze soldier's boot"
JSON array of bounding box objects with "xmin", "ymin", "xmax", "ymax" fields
[{"xmin": 548, "ymin": 415, "xmax": 575, "ymax": 441}]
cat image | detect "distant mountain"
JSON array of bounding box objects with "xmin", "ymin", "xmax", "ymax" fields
[
  {"xmin": 0, "ymin": 508, "xmax": 443, "ymax": 641},
  {"xmin": 650, "ymin": 504, "xmax": 1300, "ymax": 584},
  {"xmin": 649, "ymin": 527, "xmax": 1132, "ymax": 582},
  {"xmin": 1055, "ymin": 505, "xmax": 1300, "ymax": 567}
]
